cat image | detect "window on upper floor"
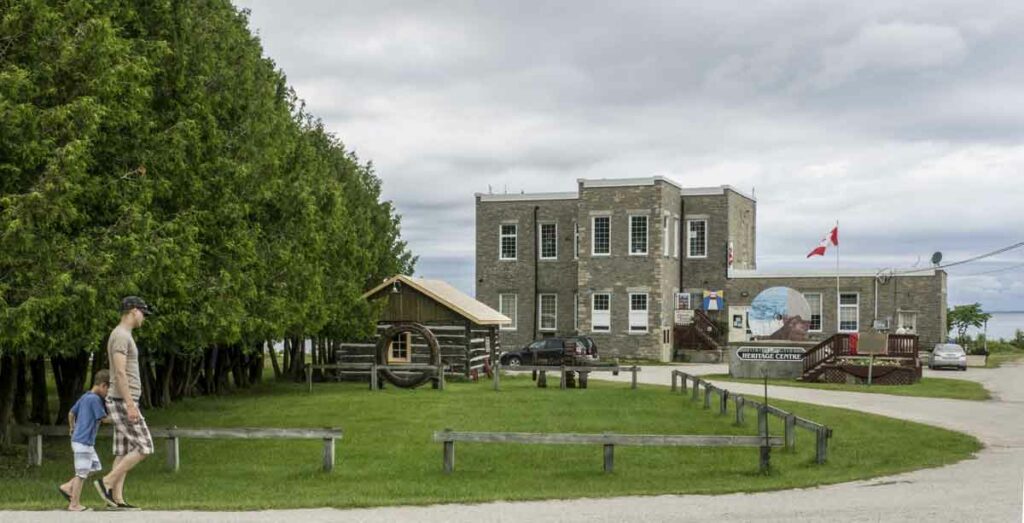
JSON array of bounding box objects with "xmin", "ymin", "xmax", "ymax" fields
[
  {"xmin": 499, "ymin": 224, "xmax": 517, "ymax": 260},
  {"xmin": 663, "ymin": 216, "xmax": 671, "ymax": 257},
  {"xmin": 539, "ymin": 223, "xmax": 557, "ymax": 260},
  {"xmin": 592, "ymin": 216, "xmax": 610, "ymax": 255},
  {"xmin": 687, "ymin": 219, "xmax": 707, "ymax": 258},
  {"xmin": 629, "ymin": 215, "xmax": 648, "ymax": 255},
  {"xmin": 673, "ymin": 217, "xmax": 680, "ymax": 258}
]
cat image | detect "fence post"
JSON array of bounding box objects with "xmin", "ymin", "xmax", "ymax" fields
[
  {"xmin": 671, "ymin": 371, "xmax": 678, "ymax": 392},
  {"xmin": 493, "ymin": 361, "xmax": 501, "ymax": 391},
  {"xmin": 166, "ymin": 432, "xmax": 180, "ymax": 472},
  {"xmin": 538, "ymin": 371, "xmax": 547, "ymax": 388},
  {"xmin": 757, "ymin": 406, "xmax": 768, "ymax": 437},
  {"xmin": 370, "ymin": 361, "xmax": 379, "ymax": 391},
  {"xmin": 735, "ymin": 395, "xmax": 745, "ymax": 425},
  {"xmin": 719, "ymin": 389, "xmax": 729, "ymax": 415},
  {"xmin": 815, "ymin": 428, "xmax": 828, "ymax": 464},
  {"xmin": 603, "ymin": 444, "xmax": 614, "ymax": 473},
  {"xmin": 443, "ymin": 433, "xmax": 455, "ymax": 474},
  {"xmin": 691, "ymin": 378, "xmax": 700, "ymax": 401},
  {"xmin": 631, "ymin": 367, "xmax": 638, "ymax": 390},
  {"xmin": 27, "ymin": 431, "xmax": 42, "ymax": 467},
  {"xmin": 703, "ymin": 384, "xmax": 712, "ymax": 409},
  {"xmin": 759, "ymin": 445, "xmax": 771, "ymax": 474},
  {"xmin": 785, "ymin": 415, "xmax": 796, "ymax": 450},
  {"xmin": 322, "ymin": 437, "xmax": 335, "ymax": 472},
  {"xmin": 680, "ymin": 373, "xmax": 687, "ymax": 393},
  {"xmin": 560, "ymin": 364, "xmax": 566, "ymax": 390},
  {"xmin": 437, "ymin": 362, "xmax": 445, "ymax": 391}
]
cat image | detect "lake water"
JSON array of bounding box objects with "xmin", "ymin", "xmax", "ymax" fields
[{"xmin": 967, "ymin": 311, "xmax": 1024, "ymax": 341}]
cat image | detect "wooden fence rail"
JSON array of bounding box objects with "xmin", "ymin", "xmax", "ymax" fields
[
  {"xmin": 432, "ymin": 429, "xmax": 783, "ymax": 474},
  {"xmin": 670, "ymin": 370, "xmax": 833, "ymax": 464},
  {"xmin": 15, "ymin": 424, "xmax": 343, "ymax": 472},
  {"xmin": 305, "ymin": 362, "xmax": 446, "ymax": 392},
  {"xmin": 499, "ymin": 365, "xmax": 641, "ymax": 390}
]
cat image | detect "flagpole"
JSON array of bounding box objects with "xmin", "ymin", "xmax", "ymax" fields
[{"xmin": 835, "ymin": 219, "xmax": 840, "ymax": 332}]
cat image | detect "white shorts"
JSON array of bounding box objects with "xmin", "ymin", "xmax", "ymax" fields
[{"xmin": 71, "ymin": 442, "xmax": 102, "ymax": 479}]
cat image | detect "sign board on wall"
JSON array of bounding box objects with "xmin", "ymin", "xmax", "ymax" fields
[
  {"xmin": 735, "ymin": 346, "xmax": 806, "ymax": 362},
  {"xmin": 702, "ymin": 290, "xmax": 724, "ymax": 311},
  {"xmin": 674, "ymin": 309, "xmax": 695, "ymax": 325},
  {"xmin": 676, "ymin": 293, "xmax": 692, "ymax": 310}
]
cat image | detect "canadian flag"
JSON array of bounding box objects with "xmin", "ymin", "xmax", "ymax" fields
[{"xmin": 807, "ymin": 226, "xmax": 839, "ymax": 258}]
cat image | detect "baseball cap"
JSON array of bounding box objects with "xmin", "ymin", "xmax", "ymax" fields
[{"xmin": 121, "ymin": 296, "xmax": 153, "ymax": 316}]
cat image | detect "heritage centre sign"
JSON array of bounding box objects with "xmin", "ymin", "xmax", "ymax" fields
[{"xmin": 735, "ymin": 346, "xmax": 806, "ymax": 362}]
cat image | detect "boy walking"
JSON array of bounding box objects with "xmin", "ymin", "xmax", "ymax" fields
[{"xmin": 58, "ymin": 370, "xmax": 111, "ymax": 512}]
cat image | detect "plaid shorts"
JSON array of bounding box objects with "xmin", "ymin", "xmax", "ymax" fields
[{"xmin": 106, "ymin": 398, "xmax": 155, "ymax": 456}]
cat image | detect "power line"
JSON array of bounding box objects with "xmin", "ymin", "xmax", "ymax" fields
[
  {"xmin": 958, "ymin": 261, "xmax": 1024, "ymax": 277},
  {"xmin": 890, "ymin": 240, "xmax": 1024, "ymax": 275}
]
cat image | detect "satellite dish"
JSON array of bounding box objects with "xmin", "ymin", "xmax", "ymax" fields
[{"xmin": 931, "ymin": 251, "xmax": 943, "ymax": 266}]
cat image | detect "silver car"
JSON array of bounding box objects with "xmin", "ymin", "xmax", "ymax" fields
[{"xmin": 930, "ymin": 343, "xmax": 968, "ymax": 371}]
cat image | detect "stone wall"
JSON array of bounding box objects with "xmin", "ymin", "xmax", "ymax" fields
[
  {"xmin": 475, "ymin": 196, "xmax": 579, "ymax": 351},
  {"xmin": 680, "ymin": 193, "xmax": 729, "ymax": 296},
  {"xmin": 727, "ymin": 190, "xmax": 756, "ymax": 271},
  {"xmin": 725, "ymin": 271, "xmax": 947, "ymax": 349}
]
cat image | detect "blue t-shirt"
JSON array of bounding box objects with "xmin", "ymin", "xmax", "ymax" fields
[{"xmin": 70, "ymin": 392, "xmax": 107, "ymax": 446}]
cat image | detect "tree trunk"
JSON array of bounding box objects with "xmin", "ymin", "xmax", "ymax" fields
[
  {"xmin": 0, "ymin": 353, "xmax": 17, "ymax": 446},
  {"xmin": 29, "ymin": 356, "xmax": 50, "ymax": 425},
  {"xmin": 267, "ymin": 340, "xmax": 281, "ymax": 379},
  {"xmin": 51, "ymin": 351, "xmax": 90, "ymax": 427},
  {"xmin": 281, "ymin": 339, "xmax": 290, "ymax": 377},
  {"xmin": 13, "ymin": 353, "xmax": 28, "ymax": 425}
]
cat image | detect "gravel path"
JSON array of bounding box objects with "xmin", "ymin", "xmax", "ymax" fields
[{"xmin": 4, "ymin": 363, "xmax": 1022, "ymax": 522}]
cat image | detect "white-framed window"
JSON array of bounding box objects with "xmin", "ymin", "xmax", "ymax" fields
[
  {"xmin": 499, "ymin": 224, "xmax": 517, "ymax": 260},
  {"xmin": 898, "ymin": 311, "xmax": 917, "ymax": 334},
  {"xmin": 499, "ymin": 293, "xmax": 517, "ymax": 331},
  {"xmin": 539, "ymin": 223, "xmax": 557, "ymax": 260},
  {"xmin": 538, "ymin": 293, "xmax": 557, "ymax": 331},
  {"xmin": 673, "ymin": 217, "xmax": 680, "ymax": 258},
  {"xmin": 573, "ymin": 222, "xmax": 579, "ymax": 260},
  {"xmin": 591, "ymin": 293, "xmax": 610, "ymax": 332},
  {"xmin": 838, "ymin": 292, "xmax": 859, "ymax": 332},
  {"xmin": 803, "ymin": 293, "xmax": 822, "ymax": 332},
  {"xmin": 629, "ymin": 215, "xmax": 648, "ymax": 255},
  {"xmin": 687, "ymin": 219, "xmax": 707, "ymax": 258},
  {"xmin": 662, "ymin": 216, "xmax": 671, "ymax": 257},
  {"xmin": 592, "ymin": 216, "xmax": 610, "ymax": 256},
  {"xmin": 629, "ymin": 293, "xmax": 648, "ymax": 333}
]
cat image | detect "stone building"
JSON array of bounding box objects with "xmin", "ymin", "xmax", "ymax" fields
[{"xmin": 475, "ymin": 176, "xmax": 947, "ymax": 361}]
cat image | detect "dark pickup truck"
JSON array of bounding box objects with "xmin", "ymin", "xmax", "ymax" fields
[{"xmin": 499, "ymin": 336, "xmax": 598, "ymax": 367}]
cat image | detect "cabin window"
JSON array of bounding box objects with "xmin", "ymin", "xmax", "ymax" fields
[{"xmin": 388, "ymin": 332, "xmax": 412, "ymax": 363}]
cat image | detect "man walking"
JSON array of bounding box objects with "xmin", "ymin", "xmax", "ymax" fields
[{"xmin": 94, "ymin": 296, "xmax": 154, "ymax": 510}]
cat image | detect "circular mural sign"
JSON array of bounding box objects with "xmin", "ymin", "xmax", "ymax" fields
[{"xmin": 748, "ymin": 287, "xmax": 812, "ymax": 341}]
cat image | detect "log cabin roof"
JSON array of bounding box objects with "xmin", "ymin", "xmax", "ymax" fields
[{"xmin": 363, "ymin": 275, "xmax": 511, "ymax": 326}]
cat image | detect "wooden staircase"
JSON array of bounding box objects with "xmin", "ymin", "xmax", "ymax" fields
[
  {"xmin": 799, "ymin": 334, "xmax": 853, "ymax": 382},
  {"xmin": 673, "ymin": 309, "xmax": 723, "ymax": 359}
]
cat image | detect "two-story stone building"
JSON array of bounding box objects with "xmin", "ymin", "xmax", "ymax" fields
[{"xmin": 475, "ymin": 176, "xmax": 946, "ymax": 361}]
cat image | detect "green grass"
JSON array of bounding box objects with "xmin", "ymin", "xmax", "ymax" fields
[
  {"xmin": 705, "ymin": 374, "xmax": 991, "ymax": 401},
  {"xmin": 0, "ymin": 376, "xmax": 980, "ymax": 510},
  {"xmin": 985, "ymin": 349, "xmax": 1024, "ymax": 368}
]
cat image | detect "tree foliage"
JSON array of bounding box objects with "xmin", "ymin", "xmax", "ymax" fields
[
  {"xmin": 946, "ymin": 303, "xmax": 992, "ymax": 345},
  {"xmin": 0, "ymin": 0, "xmax": 415, "ymax": 435}
]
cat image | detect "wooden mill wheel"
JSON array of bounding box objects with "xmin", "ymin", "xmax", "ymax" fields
[{"xmin": 375, "ymin": 322, "xmax": 441, "ymax": 388}]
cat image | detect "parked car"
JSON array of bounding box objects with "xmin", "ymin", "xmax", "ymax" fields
[
  {"xmin": 930, "ymin": 343, "xmax": 967, "ymax": 371},
  {"xmin": 499, "ymin": 336, "xmax": 598, "ymax": 367}
]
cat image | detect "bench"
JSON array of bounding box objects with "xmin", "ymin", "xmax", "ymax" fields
[
  {"xmin": 15, "ymin": 424, "xmax": 344, "ymax": 472},
  {"xmin": 432, "ymin": 429, "xmax": 783, "ymax": 473}
]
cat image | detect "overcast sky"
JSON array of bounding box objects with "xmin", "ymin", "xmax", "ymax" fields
[{"xmin": 236, "ymin": 0, "xmax": 1024, "ymax": 312}]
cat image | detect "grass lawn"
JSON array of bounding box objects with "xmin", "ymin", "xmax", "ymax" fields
[
  {"xmin": 986, "ymin": 349, "xmax": 1024, "ymax": 368},
  {"xmin": 705, "ymin": 374, "xmax": 990, "ymax": 401},
  {"xmin": 0, "ymin": 375, "xmax": 980, "ymax": 510}
]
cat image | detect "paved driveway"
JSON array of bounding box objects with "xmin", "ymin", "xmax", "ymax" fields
[{"xmin": 4, "ymin": 363, "xmax": 1022, "ymax": 522}]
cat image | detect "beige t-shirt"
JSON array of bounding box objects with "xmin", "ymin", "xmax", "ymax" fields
[{"xmin": 107, "ymin": 326, "xmax": 141, "ymax": 401}]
